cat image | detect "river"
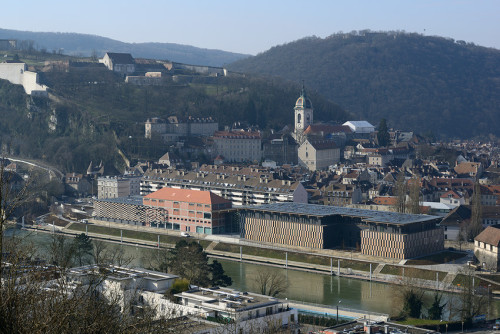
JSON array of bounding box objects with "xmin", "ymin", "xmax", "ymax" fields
[{"xmin": 5, "ymin": 227, "xmax": 500, "ymax": 320}]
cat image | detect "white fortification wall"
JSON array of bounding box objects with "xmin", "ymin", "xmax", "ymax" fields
[{"xmin": 0, "ymin": 63, "xmax": 48, "ymax": 96}]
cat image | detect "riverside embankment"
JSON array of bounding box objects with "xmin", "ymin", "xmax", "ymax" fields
[{"xmin": 20, "ymin": 217, "xmax": 495, "ymax": 296}]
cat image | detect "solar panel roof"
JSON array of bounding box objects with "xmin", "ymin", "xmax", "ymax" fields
[
  {"xmin": 241, "ymin": 202, "xmax": 440, "ymax": 225},
  {"xmin": 95, "ymin": 196, "xmax": 144, "ymax": 206}
]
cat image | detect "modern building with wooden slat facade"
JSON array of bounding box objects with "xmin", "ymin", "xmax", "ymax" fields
[{"xmin": 239, "ymin": 203, "xmax": 443, "ymax": 259}]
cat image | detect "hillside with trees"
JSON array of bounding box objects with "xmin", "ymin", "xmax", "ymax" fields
[
  {"xmin": 0, "ymin": 51, "xmax": 348, "ymax": 173},
  {"xmin": 229, "ymin": 31, "xmax": 500, "ymax": 139},
  {"xmin": 0, "ymin": 28, "xmax": 248, "ymax": 66}
]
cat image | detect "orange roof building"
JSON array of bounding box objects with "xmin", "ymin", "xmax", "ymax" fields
[{"xmin": 143, "ymin": 187, "xmax": 233, "ymax": 234}]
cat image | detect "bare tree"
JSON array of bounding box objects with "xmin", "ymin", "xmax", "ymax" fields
[
  {"xmin": 469, "ymin": 182, "xmax": 483, "ymax": 240},
  {"xmin": 393, "ymin": 172, "xmax": 407, "ymax": 213},
  {"xmin": 0, "ymin": 160, "xmax": 33, "ymax": 286},
  {"xmin": 46, "ymin": 234, "xmax": 75, "ymax": 269},
  {"xmin": 406, "ymin": 175, "xmax": 421, "ymax": 214},
  {"xmin": 450, "ymin": 267, "xmax": 487, "ymax": 325},
  {"xmin": 252, "ymin": 271, "xmax": 288, "ymax": 298}
]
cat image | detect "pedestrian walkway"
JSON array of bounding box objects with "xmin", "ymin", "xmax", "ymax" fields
[
  {"xmin": 373, "ymin": 264, "xmax": 385, "ymax": 275},
  {"xmin": 205, "ymin": 241, "xmax": 219, "ymax": 252},
  {"xmin": 442, "ymin": 272, "xmax": 457, "ymax": 285},
  {"xmin": 287, "ymin": 300, "xmax": 389, "ymax": 322}
]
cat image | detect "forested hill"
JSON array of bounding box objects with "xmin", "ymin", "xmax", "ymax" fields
[
  {"xmin": 0, "ymin": 53, "xmax": 347, "ymax": 173},
  {"xmin": 228, "ymin": 31, "xmax": 500, "ymax": 139},
  {"xmin": 0, "ymin": 28, "xmax": 248, "ymax": 67}
]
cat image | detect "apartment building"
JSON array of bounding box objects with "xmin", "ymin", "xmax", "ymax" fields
[
  {"xmin": 143, "ymin": 187, "xmax": 233, "ymax": 234},
  {"xmin": 97, "ymin": 176, "xmax": 141, "ymax": 199},
  {"xmin": 140, "ymin": 168, "xmax": 308, "ymax": 206},
  {"xmin": 212, "ymin": 130, "xmax": 262, "ymax": 162}
]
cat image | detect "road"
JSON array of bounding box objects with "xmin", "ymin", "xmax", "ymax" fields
[{"xmin": 5, "ymin": 156, "xmax": 64, "ymax": 180}]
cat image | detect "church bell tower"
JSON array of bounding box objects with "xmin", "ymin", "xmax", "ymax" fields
[{"xmin": 294, "ymin": 84, "xmax": 313, "ymax": 142}]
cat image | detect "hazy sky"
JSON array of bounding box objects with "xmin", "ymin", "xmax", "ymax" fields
[{"xmin": 1, "ymin": 0, "xmax": 499, "ymax": 55}]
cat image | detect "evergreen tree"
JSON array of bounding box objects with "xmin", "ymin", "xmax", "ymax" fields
[
  {"xmin": 168, "ymin": 240, "xmax": 212, "ymax": 287},
  {"xmin": 210, "ymin": 260, "xmax": 232, "ymax": 287},
  {"xmin": 428, "ymin": 293, "xmax": 446, "ymax": 320},
  {"xmin": 377, "ymin": 118, "xmax": 390, "ymax": 147},
  {"xmin": 73, "ymin": 233, "xmax": 93, "ymax": 266}
]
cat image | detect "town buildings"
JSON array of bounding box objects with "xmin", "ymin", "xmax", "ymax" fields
[{"xmin": 140, "ymin": 167, "xmax": 308, "ymax": 206}]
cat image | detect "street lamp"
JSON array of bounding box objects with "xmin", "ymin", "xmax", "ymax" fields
[{"xmin": 336, "ymin": 300, "xmax": 341, "ymax": 323}]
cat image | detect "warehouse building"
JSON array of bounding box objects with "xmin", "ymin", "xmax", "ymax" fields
[{"xmin": 239, "ymin": 203, "xmax": 443, "ymax": 259}]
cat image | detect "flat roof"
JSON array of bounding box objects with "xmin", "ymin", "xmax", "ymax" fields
[
  {"xmin": 176, "ymin": 287, "xmax": 280, "ymax": 312},
  {"xmin": 95, "ymin": 195, "xmax": 144, "ymax": 206},
  {"xmin": 69, "ymin": 265, "xmax": 178, "ymax": 281},
  {"xmin": 241, "ymin": 203, "xmax": 441, "ymax": 225}
]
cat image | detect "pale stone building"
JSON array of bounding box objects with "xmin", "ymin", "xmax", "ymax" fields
[
  {"xmin": 145, "ymin": 116, "xmax": 218, "ymax": 141},
  {"xmin": 298, "ymin": 139, "xmax": 340, "ymax": 171},
  {"xmin": 101, "ymin": 52, "xmax": 136, "ymax": 74},
  {"xmin": 97, "ymin": 176, "xmax": 141, "ymax": 199},
  {"xmin": 474, "ymin": 226, "xmax": 500, "ymax": 271},
  {"xmin": 212, "ymin": 130, "xmax": 261, "ymax": 163}
]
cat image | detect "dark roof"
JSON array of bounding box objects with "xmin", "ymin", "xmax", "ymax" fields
[
  {"xmin": 475, "ymin": 226, "xmax": 500, "ymax": 246},
  {"xmin": 309, "ymin": 140, "xmax": 338, "ymax": 150},
  {"xmin": 304, "ymin": 124, "xmax": 352, "ymax": 135},
  {"xmin": 105, "ymin": 52, "xmax": 135, "ymax": 64},
  {"xmin": 241, "ymin": 202, "xmax": 440, "ymax": 225}
]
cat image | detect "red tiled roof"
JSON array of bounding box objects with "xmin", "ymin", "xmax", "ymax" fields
[
  {"xmin": 440, "ymin": 190, "xmax": 462, "ymax": 199},
  {"xmin": 303, "ymin": 124, "xmax": 352, "ymax": 135},
  {"xmin": 373, "ymin": 196, "xmax": 397, "ymax": 206},
  {"xmin": 145, "ymin": 187, "xmax": 231, "ymax": 205}
]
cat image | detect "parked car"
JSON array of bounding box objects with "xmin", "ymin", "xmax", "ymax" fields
[{"xmin": 181, "ymin": 232, "xmax": 190, "ymax": 237}]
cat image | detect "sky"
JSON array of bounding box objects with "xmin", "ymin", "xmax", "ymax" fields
[{"xmin": 1, "ymin": 0, "xmax": 499, "ymax": 55}]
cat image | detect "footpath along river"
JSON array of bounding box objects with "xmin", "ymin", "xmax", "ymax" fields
[{"xmin": 6, "ymin": 227, "xmax": 500, "ymax": 320}]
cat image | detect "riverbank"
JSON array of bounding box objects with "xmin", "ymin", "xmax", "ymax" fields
[{"xmin": 21, "ymin": 217, "xmax": 500, "ymax": 297}]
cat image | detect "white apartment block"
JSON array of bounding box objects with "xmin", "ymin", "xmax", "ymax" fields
[
  {"xmin": 97, "ymin": 176, "xmax": 141, "ymax": 199},
  {"xmin": 212, "ymin": 130, "xmax": 262, "ymax": 163},
  {"xmin": 140, "ymin": 169, "xmax": 308, "ymax": 206}
]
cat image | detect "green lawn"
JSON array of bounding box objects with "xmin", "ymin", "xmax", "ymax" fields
[
  {"xmin": 67, "ymin": 223, "xmax": 182, "ymax": 245},
  {"xmin": 405, "ymin": 251, "xmax": 467, "ymax": 265},
  {"xmin": 380, "ymin": 265, "xmax": 446, "ymax": 281},
  {"xmin": 395, "ymin": 318, "xmax": 448, "ymax": 326},
  {"xmin": 198, "ymin": 240, "xmax": 213, "ymax": 249},
  {"xmin": 213, "ymin": 243, "xmax": 374, "ymax": 271}
]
